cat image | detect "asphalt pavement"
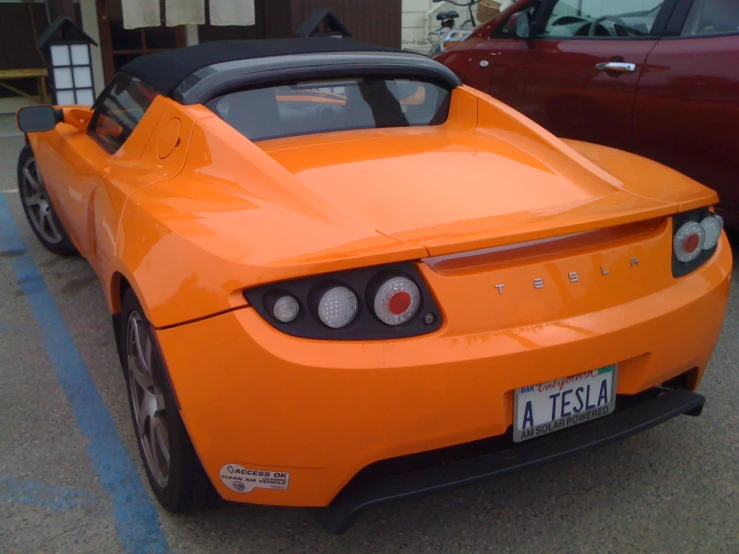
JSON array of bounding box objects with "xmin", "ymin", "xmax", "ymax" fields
[{"xmin": 1, "ymin": 133, "xmax": 738, "ymax": 554}]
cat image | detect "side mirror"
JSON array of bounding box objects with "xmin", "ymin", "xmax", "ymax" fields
[
  {"xmin": 16, "ymin": 105, "xmax": 64, "ymax": 133},
  {"xmin": 508, "ymin": 11, "xmax": 532, "ymax": 39}
]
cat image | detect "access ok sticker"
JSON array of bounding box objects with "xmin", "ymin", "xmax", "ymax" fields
[{"xmin": 219, "ymin": 464, "xmax": 290, "ymax": 493}]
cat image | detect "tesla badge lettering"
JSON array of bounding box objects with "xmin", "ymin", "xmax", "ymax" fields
[
  {"xmin": 494, "ymin": 257, "xmax": 641, "ymax": 297},
  {"xmin": 219, "ymin": 464, "xmax": 290, "ymax": 493}
]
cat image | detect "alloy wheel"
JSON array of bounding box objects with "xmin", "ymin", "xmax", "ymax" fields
[
  {"xmin": 126, "ymin": 311, "xmax": 171, "ymax": 488},
  {"xmin": 19, "ymin": 157, "xmax": 64, "ymax": 245}
]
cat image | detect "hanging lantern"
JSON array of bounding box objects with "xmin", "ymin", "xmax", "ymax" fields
[{"xmin": 37, "ymin": 16, "xmax": 98, "ymax": 106}]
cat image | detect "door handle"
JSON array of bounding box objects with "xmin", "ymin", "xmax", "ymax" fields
[{"xmin": 596, "ymin": 61, "xmax": 636, "ymax": 73}]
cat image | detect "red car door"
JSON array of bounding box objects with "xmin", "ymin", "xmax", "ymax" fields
[
  {"xmin": 439, "ymin": 0, "xmax": 675, "ymax": 152},
  {"xmin": 632, "ymin": 0, "xmax": 739, "ymax": 227},
  {"xmin": 436, "ymin": 1, "xmax": 537, "ymax": 111}
]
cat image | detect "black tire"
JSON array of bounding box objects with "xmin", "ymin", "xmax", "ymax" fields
[
  {"xmin": 120, "ymin": 288, "xmax": 221, "ymax": 512},
  {"xmin": 17, "ymin": 145, "xmax": 77, "ymax": 256}
]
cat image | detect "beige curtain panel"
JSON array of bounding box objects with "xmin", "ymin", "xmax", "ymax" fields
[
  {"xmin": 166, "ymin": 0, "xmax": 206, "ymax": 27},
  {"xmin": 122, "ymin": 0, "xmax": 160, "ymax": 29},
  {"xmin": 209, "ymin": 0, "xmax": 256, "ymax": 26},
  {"xmin": 122, "ymin": 0, "xmax": 255, "ymax": 29}
]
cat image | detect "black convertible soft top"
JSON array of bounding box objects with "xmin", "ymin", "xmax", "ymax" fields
[
  {"xmin": 123, "ymin": 38, "xmax": 399, "ymax": 96},
  {"xmin": 119, "ymin": 38, "xmax": 461, "ymax": 105}
]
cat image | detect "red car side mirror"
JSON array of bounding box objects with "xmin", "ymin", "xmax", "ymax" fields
[{"xmin": 507, "ymin": 12, "xmax": 532, "ymax": 39}]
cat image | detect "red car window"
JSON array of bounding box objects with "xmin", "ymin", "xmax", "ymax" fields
[
  {"xmin": 681, "ymin": 0, "xmax": 739, "ymax": 36},
  {"xmin": 540, "ymin": 0, "xmax": 665, "ymax": 38}
]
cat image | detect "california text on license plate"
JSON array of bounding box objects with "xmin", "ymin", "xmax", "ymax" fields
[{"xmin": 513, "ymin": 365, "xmax": 617, "ymax": 443}]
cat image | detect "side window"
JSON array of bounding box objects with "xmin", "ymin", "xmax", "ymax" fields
[
  {"xmin": 492, "ymin": 5, "xmax": 536, "ymax": 38},
  {"xmin": 540, "ymin": 0, "xmax": 664, "ymax": 38},
  {"xmin": 682, "ymin": 0, "xmax": 739, "ymax": 37},
  {"xmin": 88, "ymin": 74, "xmax": 158, "ymax": 153}
]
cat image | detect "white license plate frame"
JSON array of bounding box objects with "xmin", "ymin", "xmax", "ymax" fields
[{"xmin": 513, "ymin": 365, "xmax": 618, "ymax": 443}]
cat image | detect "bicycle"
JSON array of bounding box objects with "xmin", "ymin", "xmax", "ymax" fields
[
  {"xmin": 435, "ymin": 0, "xmax": 480, "ymax": 29},
  {"xmin": 427, "ymin": 0, "xmax": 480, "ymax": 57}
]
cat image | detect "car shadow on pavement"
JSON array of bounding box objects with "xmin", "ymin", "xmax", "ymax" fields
[{"xmin": 157, "ymin": 419, "xmax": 727, "ymax": 552}]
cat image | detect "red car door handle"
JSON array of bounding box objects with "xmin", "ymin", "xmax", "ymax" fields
[{"xmin": 596, "ymin": 61, "xmax": 637, "ymax": 73}]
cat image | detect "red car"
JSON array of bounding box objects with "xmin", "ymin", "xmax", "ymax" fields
[{"xmin": 434, "ymin": 0, "xmax": 739, "ymax": 228}]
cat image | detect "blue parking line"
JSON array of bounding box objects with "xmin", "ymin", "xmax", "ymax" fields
[
  {"xmin": 0, "ymin": 475, "xmax": 98, "ymax": 511},
  {"xmin": 0, "ymin": 194, "xmax": 170, "ymax": 554}
]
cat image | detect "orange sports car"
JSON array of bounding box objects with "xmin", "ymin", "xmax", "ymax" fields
[{"xmin": 16, "ymin": 37, "xmax": 732, "ymax": 533}]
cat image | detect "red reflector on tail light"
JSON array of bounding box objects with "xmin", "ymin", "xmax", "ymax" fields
[
  {"xmin": 682, "ymin": 233, "xmax": 701, "ymax": 254},
  {"xmin": 388, "ymin": 291, "xmax": 411, "ymax": 315}
]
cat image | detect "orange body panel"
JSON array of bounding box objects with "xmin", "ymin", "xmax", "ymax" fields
[
  {"xmin": 30, "ymin": 87, "xmax": 721, "ymax": 326},
  {"xmin": 26, "ymin": 83, "xmax": 732, "ymax": 508},
  {"xmin": 156, "ymin": 235, "xmax": 731, "ymax": 506}
]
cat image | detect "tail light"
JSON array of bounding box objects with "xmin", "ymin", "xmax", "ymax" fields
[
  {"xmin": 373, "ymin": 276, "xmax": 420, "ymax": 326},
  {"xmin": 700, "ymin": 215, "xmax": 723, "ymax": 250},
  {"xmin": 244, "ymin": 263, "xmax": 442, "ymax": 340},
  {"xmin": 317, "ymin": 286, "xmax": 358, "ymax": 329},
  {"xmin": 672, "ymin": 209, "xmax": 723, "ymax": 277},
  {"xmin": 272, "ymin": 295, "xmax": 300, "ymax": 323},
  {"xmin": 673, "ymin": 221, "xmax": 705, "ymax": 263}
]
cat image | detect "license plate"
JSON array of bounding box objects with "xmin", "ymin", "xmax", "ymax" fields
[{"xmin": 513, "ymin": 365, "xmax": 617, "ymax": 443}]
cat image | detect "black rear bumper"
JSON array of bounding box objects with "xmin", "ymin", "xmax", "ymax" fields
[{"xmin": 314, "ymin": 388, "xmax": 705, "ymax": 534}]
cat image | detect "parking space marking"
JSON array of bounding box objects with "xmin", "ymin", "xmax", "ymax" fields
[
  {"xmin": 1, "ymin": 189, "xmax": 18, "ymax": 193},
  {"xmin": 0, "ymin": 194, "xmax": 170, "ymax": 554},
  {"xmin": 0, "ymin": 475, "xmax": 99, "ymax": 511}
]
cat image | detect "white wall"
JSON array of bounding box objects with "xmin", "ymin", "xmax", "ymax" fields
[
  {"xmin": 402, "ymin": 0, "xmax": 455, "ymax": 51},
  {"xmin": 80, "ymin": 0, "xmax": 105, "ymax": 99}
]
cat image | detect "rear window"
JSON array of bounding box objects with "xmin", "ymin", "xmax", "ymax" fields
[{"xmin": 205, "ymin": 77, "xmax": 452, "ymax": 142}]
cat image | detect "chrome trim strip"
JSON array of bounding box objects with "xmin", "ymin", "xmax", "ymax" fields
[{"xmin": 422, "ymin": 231, "xmax": 590, "ymax": 268}]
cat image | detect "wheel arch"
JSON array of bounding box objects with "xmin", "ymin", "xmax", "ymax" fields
[
  {"xmin": 111, "ymin": 269, "xmax": 184, "ymax": 412},
  {"xmin": 110, "ymin": 269, "xmax": 155, "ymax": 368},
  {"xmin": 111, "ymin": 271, "xmax": 132, "ymax": 367}
]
